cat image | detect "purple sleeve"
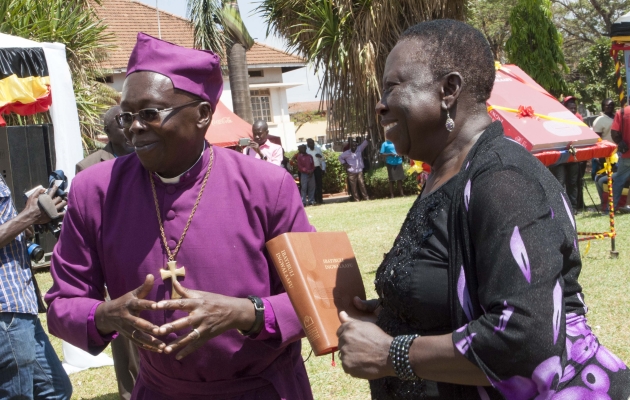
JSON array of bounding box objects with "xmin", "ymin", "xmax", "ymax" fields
[
  {"xmin": 44, "ymin": 183, "xmax": 109, "ymax": 355},
  {"xmin": 86, "ymin": 301, "xmax": 118, "ymax": 347},
  {"xmin": 357, "ymin": 139, "xmax": 368, "ymax": 153},
  {"xmin": 257, "ymin": 172, "xmax": 314, "ymax": 347},
  {"xmin": 338, "ymin": 152, "xmax": 347, "ymax": 163},
  {"xmin": 451, "ymin": 170, "xmax": 567, "ymax": 392}
]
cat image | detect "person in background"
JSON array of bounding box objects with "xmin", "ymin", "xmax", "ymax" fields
[
  {"xmin": 339, "ymin": 137, "xmax": 371, "ymax": 202},
  {"xmin": 0, "ymin": 179, "xmax": 71, "ymax": 399},
  {"xmin": 76, "ymin": 105, "xmax": 135, "ymax": 174},
  {"xmin": 243, "ymin": 120, "xmax": 283, "ymax": 166},
  {"xmin": 380, "ymin": 139, "xmax": 405, "ymax": 198},
  {"xmin": 611, "ymin": 103, "xmax": 630, "ymax": 213},
  {"xmin": 295, "ymin": 144, "xmax": 316, "ymax": 206},
  {"xmin": 548, "ymin": 96, "xmax": 583, "ymax": 214},
  {"xmin": 75, "ymin": 104, "xmax": 139, "ymax": 399},
  {"xmin": 305, "ymin": 139, "xmax": 324, "ymax": 204},
  {"xmin": 591, "ymin": 99, "xmax": 615, "ymax": 180}
]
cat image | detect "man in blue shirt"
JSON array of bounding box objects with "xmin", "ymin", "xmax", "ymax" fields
[
  {"xmin": 380, "ymin": 140, "xmax": 405, "ymax": 198},
  {"xmin": 0, "ymin": 176, "xmax": 71, "ymax": 399}
]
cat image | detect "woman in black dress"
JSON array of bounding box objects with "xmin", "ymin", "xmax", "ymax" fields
[{"xmin": 336, "ymin": 20, "xmax": 630, "ymax": 399}]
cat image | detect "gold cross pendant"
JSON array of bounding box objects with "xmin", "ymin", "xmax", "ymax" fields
[{"xmin": 160, "ymin": 260, "xmax": 186, "ymax": 299}]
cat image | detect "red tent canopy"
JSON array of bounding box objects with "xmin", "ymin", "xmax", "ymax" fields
[
  {"xmin": 205, "ymin": 101, "xmax": 252, "ymax": 147},
  {"xmin": 206, "ymin": 101, "xmax": 284, "ymax": 148}
]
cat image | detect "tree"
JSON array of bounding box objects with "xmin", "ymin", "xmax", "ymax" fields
[
  {"xmin": 0, "ymin": 0, "xmax": 116, "ymax": 149},
  {"xmin": 257, "ymin": 0, "xmax": 466, "ymax": 143},
  {"xmin": 187, "ymin": 0, "xmax": 254, "ymax": 123},
  {"xmin": 551, "ymin": 0, "xmax": 629, "ymax": 67},
  {"xmin": 566, "ymin": 37, "xmax": 621, "ymax": 113},
  {"xmin": 468, "ymin": 0, "xmax": 514, "ymax": 62},
  {"xmin": 505, "ymin": 0, "xmax": 568, "ymax": 97}
]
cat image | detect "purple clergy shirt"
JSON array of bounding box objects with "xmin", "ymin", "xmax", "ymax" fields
[{"xmin": 45, "ymin": 145, "xmax": 314, "ymax": 400}]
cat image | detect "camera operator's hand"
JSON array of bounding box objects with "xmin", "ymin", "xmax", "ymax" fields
[
  {"xmin": 24, "ymin": 185, "xmax": 67, "ymax": 225},
  {"xmin": 24, "ymin": 226, "xmax": 34, "ymax": 239}
]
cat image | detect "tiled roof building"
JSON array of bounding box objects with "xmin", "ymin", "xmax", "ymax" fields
[{"xmin": 92, "ymin": 0, "xmax": 304, "ymax": 71}]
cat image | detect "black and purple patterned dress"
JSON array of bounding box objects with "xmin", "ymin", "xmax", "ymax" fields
[{"xmin": 371, "ymin": 122, "xmax": 630, "ymax": 399}]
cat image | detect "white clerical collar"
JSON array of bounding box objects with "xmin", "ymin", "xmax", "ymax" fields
[{"xmin": 156, "ymin": 142, "xmax": 205, "ymax": 184}]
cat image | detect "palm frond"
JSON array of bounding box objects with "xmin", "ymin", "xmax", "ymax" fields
[
  {"xmin": 187, "ymin": 0, "xmax": 227, "ymax": 59},
  {"xmin": 257, "ymin": 0, "xmax": 467, "ymax": 142}
]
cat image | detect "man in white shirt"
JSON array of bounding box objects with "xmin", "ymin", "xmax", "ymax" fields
[
  {"xmin": 306, "ymin": 138, "xmax": 324, "ymax": 204},
  {"xmin": 593, "ymin": 98, "xmax": 615, "ymax": 142},
  {"xmin": 592, "ymin": 99, "xmax": 615, "ymax": 180},
  {"xmin": 243, "ymin": 120, "xmax": 283, "ymax": 166}
]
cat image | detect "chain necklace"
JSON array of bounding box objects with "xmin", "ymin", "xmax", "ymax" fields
[{"xmin": 150, "ymin": 146, "xmax": 214, "ymax": 298}]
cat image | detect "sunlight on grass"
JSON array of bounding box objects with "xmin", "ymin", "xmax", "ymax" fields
[{"xmin": 36, "ymin": 186, "xmax": 629, "ymax": 399}]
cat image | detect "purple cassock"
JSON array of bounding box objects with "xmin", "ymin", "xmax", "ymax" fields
[{"xmin": 45, "ymin": 145, "xmax": 315, "ymax": 399}]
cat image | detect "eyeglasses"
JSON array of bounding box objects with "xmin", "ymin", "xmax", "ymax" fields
[{"xmin": 116, "ymin": 100, "xmax": 202, "ymax": 128}]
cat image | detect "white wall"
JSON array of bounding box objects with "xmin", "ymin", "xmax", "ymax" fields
[{"xmin": 111, "ymin": 72, "xmax": 125, "ymax": 92}]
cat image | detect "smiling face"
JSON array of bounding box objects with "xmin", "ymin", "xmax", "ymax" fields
[
  {"xmin": 376, "ymin": 41, "xmax": 447, "ymax": 162},
  {"xmin": 121, "ymin": 71, "xmax": 211, "ymax": 177}
]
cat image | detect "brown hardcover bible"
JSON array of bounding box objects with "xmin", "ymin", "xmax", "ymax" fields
[{"xmin": 266, "ymin": 232, "xmax": 367, "ymax": 356}]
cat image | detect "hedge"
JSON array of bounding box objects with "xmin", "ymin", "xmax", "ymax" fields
[
  {"xmin": 285, "ymin": 150, "xmax": 421, "ymax": 198},
  {"xmin": 363, "ymin": 165, "xmax": 421, "ymax": 199}
]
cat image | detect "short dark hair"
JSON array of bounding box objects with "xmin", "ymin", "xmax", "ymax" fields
[
  {"xmin": 602, "ymin": 98, "xmax": 613, "ymax": 110},
  {"xmin": 399, "ymin": 19, "xmax": 495, "ymax": 103}
]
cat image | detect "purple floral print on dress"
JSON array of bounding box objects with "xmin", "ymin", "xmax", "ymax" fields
[
  {"xmin": 457, "ymin": 265, "xmax": 474, "ymax": 321},
  {"xmin": 493, "ymin": 300, "xmax": 514, "ymax": 333},
  {"xmin": 553, "ymin": 280, "xmax": 562, "ymax": 345},
  {"xmin": 596, "ymin": 346, "xmax": 627, "ymax": 373},
  {"xmin": 561, "ymin": 193, "xmax": 576, "ymax": 229},
  {"xmin": 492, "ymin": 356, "xmax": 562, "ymax": 399},
  {"xmin": 510, "ymin": 226, "xmax": 531, "ymax": 283},
  {"xmin": 455, "ymin": 332, "xmax": 476, "ymax": 355},
  {"xmin": 464, "ymin": 179, "xmax": 471, "ymax": 211},
  {"xmin": 554, "ymin": 364, "xmax": 612, "ymax": 399}
]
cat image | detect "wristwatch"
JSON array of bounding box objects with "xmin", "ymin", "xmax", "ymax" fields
[{"xmin": 238, "ymin": 296, "xmax": 265, "ymax": 336}]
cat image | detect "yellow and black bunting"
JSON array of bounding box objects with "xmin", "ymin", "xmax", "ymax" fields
[{"xmin": 0, "ymin": 47, "xmax": 51, "ymax": 125}]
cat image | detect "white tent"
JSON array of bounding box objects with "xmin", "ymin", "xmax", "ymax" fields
[
  {"xmin": 0, "ymin": 33, "xmax": 84, "ymax": 184},
  {"xmin": 0, "ymin": 33, "xmax": 110, "ymax": 373}
]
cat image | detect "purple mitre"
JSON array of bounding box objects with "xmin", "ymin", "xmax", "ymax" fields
[{"xmin": 126, "ymin": 32, "xmax": 223, "ymax": 111}]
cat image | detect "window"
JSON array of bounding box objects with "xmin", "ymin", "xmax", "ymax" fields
[
  {"xmin": 248, "ymin": 70, "xmax": 264, "ymax": 78},
  {"xmin": 250, "ymin": 89, "xmax": 273, "ymax": 123}
]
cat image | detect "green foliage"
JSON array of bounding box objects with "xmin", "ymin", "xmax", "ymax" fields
[
  {"xmin": 506, "ymin": 0, "xmax": 568, "ymax": 97},
  {"xmin": 322, "ymin": 151, "xmax": 346, "ymax": 194},
  {"xmin": 257, "ymin": 0, "xmax": 466, "ymax": 143},
  {"xmin": 551, "ymin": 0, "xmax": 629, "ymax": 68},
  {"xmin": 567, "ymin": 38, "xmax": 623, "ymax": 113},
  {"xmin": 187, "ymin": 0, "xmax": 226, "ymax": 59},
  {"xmin": 0, "ymin": 0, "xmax": 115, "ymax": 150},
  {"xmin": 363, "ymin": 165, "xmax": 420, "ymax": 199},
  {"xmin": 467, "ymin": 0, "xmax": 513, "ymax": 62}
]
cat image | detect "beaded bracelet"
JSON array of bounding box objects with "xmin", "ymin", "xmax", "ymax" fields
[{"xmin": 389, "ymin": 334, "xmax": 420, "ymax": 381}]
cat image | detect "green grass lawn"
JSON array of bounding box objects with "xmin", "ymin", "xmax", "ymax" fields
[{"xmin": 36, "ymin": 182, "xmax": 630, "ymax": 399}]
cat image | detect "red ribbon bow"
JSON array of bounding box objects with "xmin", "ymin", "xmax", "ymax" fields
[{"xmin": 516, "ymin": 105, "xmax": 536, "ymax": 119}]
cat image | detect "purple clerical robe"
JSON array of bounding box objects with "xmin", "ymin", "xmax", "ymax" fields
[{"xmin": 45, "ymin": 145, "xmax": 314, "ymax": 400}]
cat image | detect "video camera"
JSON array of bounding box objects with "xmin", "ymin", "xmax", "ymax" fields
[{"xmin": 25, "ymin": 170, "xmax": 68, "ymax": 263}]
